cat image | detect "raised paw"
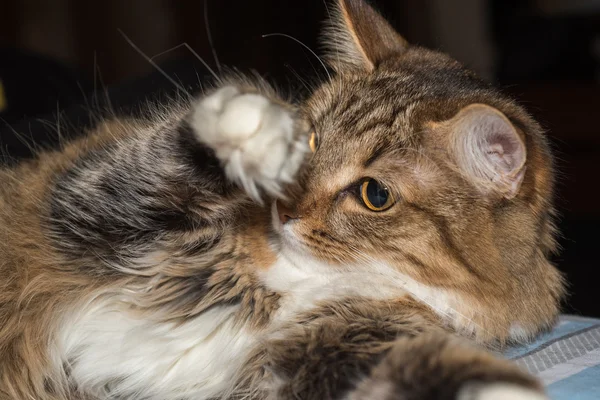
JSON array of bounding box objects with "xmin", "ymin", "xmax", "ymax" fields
[{"xmin": 190, "ymin": 85, "xmax": 310, "ymax": 201}]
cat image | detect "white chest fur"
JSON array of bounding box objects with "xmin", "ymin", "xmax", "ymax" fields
[
  {"xmin": 259, "ymin": 248, "xmax": 482, "ymax": 338},
  {"xmin": 57, "ymin": 298, "xmax": 255, "ymax": 399},
  {"xmin": 55, "ymin": 251, "xmax": 469, "ymax": 399},
  {"xmin": 259, "ymin": 251, "xmax": 411, "ymax": 323},
  {"xmin": 55, "ymin": 255, "xmax": 408, "ymax": 399}
]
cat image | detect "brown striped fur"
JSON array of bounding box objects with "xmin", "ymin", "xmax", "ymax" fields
[{"xmin": 0, "ymin": 0, "xmax": 564, "ymax": 399}]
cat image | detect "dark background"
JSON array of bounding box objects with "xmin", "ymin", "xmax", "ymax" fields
[{"xmin": 0, "ymin": 0, "xmax": 598, "ymax": 316}]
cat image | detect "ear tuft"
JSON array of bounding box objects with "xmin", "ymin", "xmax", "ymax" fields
[
  {"xmin": 449, "ymin": 104, "xmax": 527, "ymax": 199},
  {"xmin": 323, "ymin": 0, "xmax": 408, "ymax": 72}
]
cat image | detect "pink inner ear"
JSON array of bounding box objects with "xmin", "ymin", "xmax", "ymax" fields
[
  {"xmin": 485, "ymin": 131, "xmax": 525, "ymax": 174},
  {"xmin": 452, "ymin": 104, "xmax": 527, "ymax": 198}
]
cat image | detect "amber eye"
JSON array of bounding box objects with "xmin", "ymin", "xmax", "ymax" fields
[
  {"xmin": 309, "ymin": 130, "xmax": 318, "ymax": 153},
  {"xmin": 360, "ymin": 179, "xmax": 395, "ymax": 211}
]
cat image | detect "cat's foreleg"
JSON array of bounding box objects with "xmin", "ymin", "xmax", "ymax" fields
[
  {"xmin": 50, "ymin": 81, "xmax": 309, "ymax": 263},
  {"xmin": 348, "ymin": 333, "xmax": 546, "ymax": 400},
  {"xmin": 250, "ymin": 302, "xmax": 545, "ymax": 400}
]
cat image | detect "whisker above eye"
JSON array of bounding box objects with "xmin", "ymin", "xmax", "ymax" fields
[
  {"xmin": 203, "ymin": 0, "xmax": 222, "ymax": 75},
  {"xmin": 120, "ymin": 30, "xmax": 222, "ymax": 92},
  {"xmin": 261, "ymin": 33, "xmax": 332, "ymax": 83},
  {"xmin": 118, "ymin": 30, "xmax": 192, "ymax": 98}
]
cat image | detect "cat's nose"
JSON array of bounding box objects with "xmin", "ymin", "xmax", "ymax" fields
[{"xmin": 276, "ymin": 200, "xmax": 299, "ymax": 224}]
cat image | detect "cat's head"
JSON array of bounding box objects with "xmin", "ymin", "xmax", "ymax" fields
[{"xmin": 274, "ymin": 0, "xmax": 564, "ymax": 343}]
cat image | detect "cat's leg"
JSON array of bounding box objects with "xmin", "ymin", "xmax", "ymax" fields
[
  {"xmin": 190, "ymin": 85, "xmax": 310, "ymax": 201},
  {"xmin": 245, "ymin": 301, "xmax": 545, "ymax": 400},
  {"xmin": 348, "ymin": 333, "xmax": 545, "ymax": 400},
  {"xmin": 50, "ymin": 80, "xmax": 309, "ymax": 264}
]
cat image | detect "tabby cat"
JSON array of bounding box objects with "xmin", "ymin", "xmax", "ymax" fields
[{"xmin": 0, "ymin": 0, "xmax": 564, "ymax": 399}]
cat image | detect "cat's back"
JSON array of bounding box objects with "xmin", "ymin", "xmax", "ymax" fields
[
  {"xmin": 0, "ymin": 161, "xmax": 49, "ymax": 276},
  {"xmin": 0, "ymin": 159, "xmax": 61, "ymax": 315},
  {"xmin": 0, "ymin": 160, "xmax": 61, "ymax": 387},
  {"xmin": 0, "ymin": 116, "xmax": 141, "ymax": 259},
  {"xmin": 0, "ymin": 121, "xmax": 128, "ymax": 329},
  {"xmin": 0, "ymin": 127, "xmax": 129, "ymax": 397}
]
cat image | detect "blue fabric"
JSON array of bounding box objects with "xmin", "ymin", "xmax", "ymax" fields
[
  {"xmin": 547, "ymin": 364, "xmax": 600, "ymax": 400},
  {"xmin": 502, "ymin": 315, "xmax": 600, "ymax": 399}
]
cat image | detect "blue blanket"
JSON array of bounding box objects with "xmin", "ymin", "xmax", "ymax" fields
[{"xmin": 502, "ymin": 315, "xmax": 600, "ymax": 399}]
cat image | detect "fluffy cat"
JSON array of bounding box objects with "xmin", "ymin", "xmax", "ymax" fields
[{"xmin": 0, "ymin": 0, "xmax": 564, "ymax": 399}]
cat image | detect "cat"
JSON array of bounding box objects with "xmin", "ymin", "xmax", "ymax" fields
[{"xmin": 0, "ymin": 0, "xmax": 565, "ymax": 399}]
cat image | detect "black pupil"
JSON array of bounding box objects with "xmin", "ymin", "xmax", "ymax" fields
[{"xmin": 366, "ymin": 180, "xmax": 388, "ymax": 208}]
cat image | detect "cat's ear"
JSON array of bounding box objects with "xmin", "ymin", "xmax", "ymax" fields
[
  {"xmin": 446, "ymin": 104, "xmax": 527, "ymax": 199},
  {"xmin": 323, "ymin": 0, "xmax": 408, "ymax": 72}
]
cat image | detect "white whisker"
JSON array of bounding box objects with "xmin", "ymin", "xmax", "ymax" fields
[
  {"xmin": 203, "ymin": 0, "xmax": 222, "ymax": 75},
  {"xmin": 285, "ymin": 65, "xmax": 315, "ymax": 94},
  {"xmin": 321, "ymin": 0, "xmax": 343, "ymax": 98},
  {"xmin": 95, "ymin": 62, "xmax": 115, "ymax": 118},
  {"xmin": 118, "ymin": 30, "xmax": 192, "ymax": 98},
  {"xmin": 262, "ymin": 33, "xmax": 332, "ymax": 83},
  {"xmin": 149, "ymin": 42, "xmax": 221, "ymax": 84}
]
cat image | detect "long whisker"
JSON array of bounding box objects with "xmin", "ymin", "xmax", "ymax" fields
[
  {"xmin": 95, "ymin": 62, "xmax": 116, "ymax": 118},
  {"xmin": 203, "ymin": 0, "xmax": 222, "ymax": 75},
  {"xmin": 118, "ymin": 30, "xmax": 192, "ymax": 98},
  {"xmin": 93, "ymin": 51, "xmax": 98, "ymax": 106},
  {"xmin": 0, "ymin": 118, "xmax": 39, "ymax": 156},
  {"xmin": 285, "ymin": 65, "xmax": 315, "ymax": 94},
  {"xmin": 321, "ymin": 0, "xmax": 342, "ymax": 98},
  {"xmin": 179, "ymin": 43, "xmax": 222, "ymax": 83},
  {"xmin": 321, "ymin": 0, "xmax": 340, "ymax": 65},
  {"xmin": 55, "ymin": 102, "xmax": 64, "ymax": 147},
  {"xmin": 262, "ymin": 33, "xmax": 332, "ymax": 83},
  {"xmin": 149, "ymin": 42, "xmax": 221, "ymax": 85},
  {"xmin": 149, "ymin": 43, "xmax": 188, "ymax": 61}
]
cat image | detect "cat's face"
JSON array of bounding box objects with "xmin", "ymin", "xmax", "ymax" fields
[{"xmin": 274, "ymin": 0, "xmax": 564, "ymax": 342}]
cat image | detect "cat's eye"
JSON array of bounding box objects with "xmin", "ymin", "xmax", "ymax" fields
[
  {"xmin": 360, "ymin": 179, "xmax": 395, "ymax": 211},
  {"xmin": 309, "ymin": 130, "xmax": 319, "ymax": 153}
]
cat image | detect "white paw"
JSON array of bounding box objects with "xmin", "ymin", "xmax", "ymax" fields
[
  {"xmin": 458, "ymin": 383, "xmax": 548, "ymax": 400},
  {"xmin": 190, "ymin": 86, "xmax": 309, "ymax": 201}
]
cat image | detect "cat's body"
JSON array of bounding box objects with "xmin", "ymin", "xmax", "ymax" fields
[{"xmin": 0, "ymin": 1, "xmax": 564, "ymax": 399}]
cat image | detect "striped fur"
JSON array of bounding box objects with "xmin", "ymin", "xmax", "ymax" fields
[{"xmin": 0, "ymin": 0, "xmax": 563, "ymax": 399}]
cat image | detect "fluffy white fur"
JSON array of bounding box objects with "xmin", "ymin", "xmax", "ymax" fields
[
  {"xmin": 57, "ymin": 296, "xmax": 254, "ymax": 399},
  {"xmin": 191, "ymin": 86, "xmax": 308, "ymax": 201},
  {"xmin": 458, "ymin": 383, "xmax": 548, "ymax": 400}
]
